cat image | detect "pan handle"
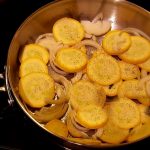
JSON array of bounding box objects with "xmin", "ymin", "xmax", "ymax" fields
[
  {"xmin": 0, "ymin": 67, "xmax": 15, "ymax": 119},
  {"xmin": 0, "ymin": 73, "xmax": 6, "ymax": 92}
]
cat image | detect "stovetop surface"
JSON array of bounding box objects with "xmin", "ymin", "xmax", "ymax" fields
[{"xmin": 0, "ymin": 0, "xmax": 149, "ymax": 150}]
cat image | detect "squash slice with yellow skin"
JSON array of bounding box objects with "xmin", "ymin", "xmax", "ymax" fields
[
  {"xmin": 19, "ymin": 58, "xmax": 48, "ymax": 77},
  {"xmin": 109, "ymin": 98, "xmax": 140, "ymax": 129},
  {"xmin": 19, "ymin": 72, "xmax": 55, "ymax": 108},
  {"xmin": 55, "ymin": 48, "xmax": 87, "ymax": 73},
  {"xmin": 19, "ymin": 44, "xmax": 49, "ymax": 64},
  {"xmin": 87, "ymin": 54, "xmax": 120, "ymax": 85},
  {"xmin": 119, "ymin": 36, "xmax": 150, "ymax": 64},
  {"xmin": 76, "ymin": 104, "xmax": 108, "ymax": 129},
  {"xmin": 45, "ymin": 119, "xmax": 68, "ymax": 138},
  {"xmin": 102, "ymin": 30, "xmax": 131, "ymax": 55},
  {"xmin": 53, "ymin": 17, "xmax": 84, "ymax": 45}
]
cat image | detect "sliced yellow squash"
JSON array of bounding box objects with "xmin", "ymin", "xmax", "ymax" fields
[
  {"xmin": 139, "ymin": 58, "xmax": 150, "ymax": 72},
  {"xmin": 19, "ymin": 73, "xmax": 55, "ymax": 108},
  {"xmin": 119, "ymin": 36, "xmax": 150, "ymax": 64},
  {"xmin": 44, "ymin": 119, "xmax": 68, "ymax": 138},
  {"xmin": 55, "ymin": 48, "xmax": 87, "ymax": 73},
  {"xmin": 118, "ymin": 79, "xmax": 147, "ymax": 100},
  {"xmin": 102, "ymin": 30, "xmax": 131, "ymax": 55},
  {"xmin": 103, "ymin": 80, "xmax": 122, "ymax": 96},
  {"xmin": 110, "ymin": 98, "xmax": 140, "ymax": 129},
  {"xmin": 53, "ymin": 17, "xmax": 84, "ymax": 45},
  {"xmin": 127, "ymin": 121, "xmax": 150, "ymax": 142},
  {"xmin": 118, "ymin": 61, "xmax": 140, "ymax": 80},
  {"xmin": 70, "ymin": 80, "xmax": 101, "ymax": 110},
  {"xmin": 87, "ymin": 54, "xmax": 120, "ymax": 85},
  {"xmin": 19, "ymin": 44, "xmax": 49, "ymax": 64},
  {"xmin": 76, "ymin": 104, "xmax": 108, "ymax": 129},
  {"xmin": 19, "ymin": 58, "xmax": 48, "ymax": 77},
  {"xmin": 100, "ymin": 119, "xmax": 129, "ymax": 144}
]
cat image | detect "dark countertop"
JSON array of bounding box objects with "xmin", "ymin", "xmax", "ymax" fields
[{"xmin": 0, "ymin": 0, "xmax": 149, "ymax": 150}]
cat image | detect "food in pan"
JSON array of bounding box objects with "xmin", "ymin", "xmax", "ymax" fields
[{"xmin": 18, "ymin": 15, "xmax": 150, "ymax": 145}]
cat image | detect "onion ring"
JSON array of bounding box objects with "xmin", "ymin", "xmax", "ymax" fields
[
  {"xmin": 71, "ymin": 71, "xmax": 83, "ymax": 83},
  {"xmin": 70, "ymin": 111, "xmax": 90, "ymax": 132},
  {"xmin": 74, "ymin": 40, "xmax": 102, "ymax": 50},
  {"xmin": 122, "ymin": 28, "xmax": 150, "ymax": 40}
]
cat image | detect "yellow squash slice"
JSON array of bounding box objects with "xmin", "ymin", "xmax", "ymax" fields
[
  {"xmin": 76, "ymin": 104, "xmax": 108, "ymax": 129},
  {"xmin": 19, "ymin": 44, "xmax": 49, "ymax": 64},
  {"xmin": 109, "ymin": 98, "xmax": 140, "ymax": 129},
  {"xmin": 118, "ymin": 79, "xmax": 147, "ymax": 100},
  {"xmin": 55, "ymin": 48, "xmax": 87, "ymax": 73},
  {"xmin": 103, "ymin": 80, "xmax": 122, "ymax": 96},
  {"xmin": 100, "ymin": 119, "xmax": 129, "ymax": 144},
  {"xmin": 118, "ymin": 61, "xmax": 140, "ymax": 80},
  {"xmin": 19, "ymin": 73, "xmax": 55, "ymax": 108},
  {"xmin": 139, "ymin": 58, "xmax": 150, "ymax": 72},
  {"xmin": 44, "ymin": 119, "xmax": 68, "ymax": 138},
  {"xmin": 87, "ymin": 54, "xmax": 120, "ymax": 85},
  {"xmin": 53, "ymin": 17, "xmax": 84, "ymax": 45},
  {"xmin": 119, "ymin": 36, "xmax": 150, "ymax": 64},
  {"xmin": 19, "ymin": 58, "xmax": 48, "ymax": 77},
  {"xmin": 102, "ymin": 30, "xmax": 131, "ymax": 55},
  {"xmin": 127, "ymin": 121, "xmax": 150, "ymax": 142},
  {"xmin": 70, "ymin": 80, "xmax": 101, "ymax": 110}
]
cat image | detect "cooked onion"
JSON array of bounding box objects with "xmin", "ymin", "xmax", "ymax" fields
[
  {"xmin": 122, "ymin": 28, "xmax": 150, "ymax": 40},
  {"xmin": 35, "ymin": 33, "xmax": 53, "ymax": 43},
  {"xmin": 82, "ymin": 73, "xmax": 90, "ymax": 81},
  {"xmin": 84, "ymin": 33, "xmax": 93, "ymax": 39},
  {"xmin": 50, "ymin": 61, "xmax": 68, "ymax": 76},
  {"xmin": 32, "ymin": 103, "xmax": 68, "ymax": 123},
  {"xmin": 92, "ymin": 12, "xmax": 103, "ymax": 23},
  {"xmin": 92, "ymin": 35, "xmax": 97, "ymax": 41},
  {"xmin": 71, "ymin": 71, "xmax": 83, "ymax": 83},
  {"xmin": 74, "ymin": 40, "xmax": 102, "ymax": 50},
  {"xmin": 66, "ymin": 113, "xmax": 89, "ymax": 138},
  {"xmin": 70, "ymin": 111, "xmax": 90, "ymax": 132},
  {"xmin": 55, "ymin": 83, "xmax": 64, "ymax": 97},
  {"xmin": 48, "ymin": 66, "xmax": 72, "ymax": 97},
  {"xmin": 92, "ymin": 128, "xmax": 104, "ymax": 139}
]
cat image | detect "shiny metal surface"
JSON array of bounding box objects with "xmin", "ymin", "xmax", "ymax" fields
[{"xmin": 6, "ymin": 0, "xmax": 150, "ymax": 148}]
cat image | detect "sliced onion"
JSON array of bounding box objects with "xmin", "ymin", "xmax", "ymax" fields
[
  {"xmin": 70, "ymin": 111, "xmax": 90, "ymax": 132},
  {"xmin": 66, "ymin": 113, "xmax": 89, "ymax": 138},
  {"xmin": 82, "ymin": 73, "xmax": 90, "ymax": 81},
  {"xmin": 31, "ymin": 103, "xmax": 68, "ymax": 123},
  {"xmin": 92, "ymin": 12, "xmax": 103, "ymax": 23},
  {"xmin": 50, "ymin": 60, "xmax": 68, "ymax": 76},
  {"xmin": 92, "ymin": 128, "xmax": 104, "ymax": 139},
  {"xmin": 92, "ymin": 35, "xmax": 97, "ymax": 41},
  {"xmin": 84, "ymin": 33, "xmax": 93, "ymax": 39},
  {"xmin": 122, "ymin": 28, "xmax": 150, "ymax": 40},
  {"xmin": 35, "ymin": 33, "xmax": 53, "ymax": 43},
  {"xmin": 48, "ymin": 66, "xmax": 72, "ymax": 98},
  {"xmin": 71, "ymin": 71, "xmax": 83, "ymax": 83},
  {"xmin": 55, "ymin": 83, "xmax": 64, "ymax": 98}
]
